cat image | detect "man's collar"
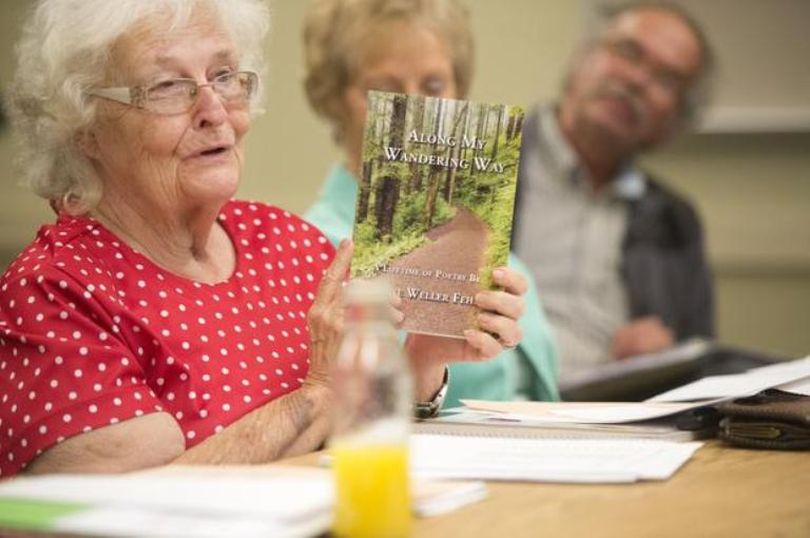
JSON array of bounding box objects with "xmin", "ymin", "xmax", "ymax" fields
[
  {"xmin": 537, "ymin": 105, "xmax": 579, "ymax": 183},
  {"xmin": 537, "ymin": 105, "xmax": 646, "ymax": 201}
]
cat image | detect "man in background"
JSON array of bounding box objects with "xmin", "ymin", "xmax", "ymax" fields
[{"xmin": 514, "ymin": 3, "xmax": 715, "ymax": 380}]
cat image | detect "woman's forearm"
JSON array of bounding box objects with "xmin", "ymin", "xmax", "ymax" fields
[{"xmin": 174, "ymin": 384, "xmax": 332, "ymax": 465}]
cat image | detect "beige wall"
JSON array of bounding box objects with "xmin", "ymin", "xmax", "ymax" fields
[{"xmin": 1, "ymin": 1, "xmax": 808, "ymax": 356}]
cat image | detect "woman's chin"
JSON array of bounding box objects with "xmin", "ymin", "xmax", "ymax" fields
[{"xmin": 182, "ymin": 172, "xmax": 241, "ymax": 206}]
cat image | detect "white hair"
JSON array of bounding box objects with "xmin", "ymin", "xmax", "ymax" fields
[{"xmin": 6, "ymin": 0, "xmax": 270, "ymax": 214}]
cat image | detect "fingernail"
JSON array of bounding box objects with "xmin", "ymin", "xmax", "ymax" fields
[
  {"xmin": 463, "ymin": 329, "xmax": 476, "ymax": 339},
  {"xmin": 492, "ymin": 268, "xmax": 505, "ymax": 280}
]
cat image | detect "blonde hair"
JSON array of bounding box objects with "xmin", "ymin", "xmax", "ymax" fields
[
  {"xmin": 6, "ymin": 0, "xmax": 270, "ymax": 214},
  {"xmin": 303, "ymin": 0, "xmax": 473, "ymax": 135}
]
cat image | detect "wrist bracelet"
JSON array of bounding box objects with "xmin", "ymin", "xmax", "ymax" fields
[{"xmin": 413, "ymin": 366, "xmax": 449, "ymax": 420}]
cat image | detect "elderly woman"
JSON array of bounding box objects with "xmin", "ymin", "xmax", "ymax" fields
[
  {"xmin": 303, "ymin": 0, "xmax": 560, "ymax": 407},
  {"xmin": 0, "ymin": 0, "xmax": 528, "ymax": 477}
]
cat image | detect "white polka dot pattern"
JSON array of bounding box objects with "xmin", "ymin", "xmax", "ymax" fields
[{"xmin": 0, "ymin": 200, "xmax": 334, "ymax": 477}]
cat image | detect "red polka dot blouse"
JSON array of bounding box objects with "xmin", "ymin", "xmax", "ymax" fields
[{"xmin": 0, "ymin": 200, "xmax": 334, "ymax": 476}]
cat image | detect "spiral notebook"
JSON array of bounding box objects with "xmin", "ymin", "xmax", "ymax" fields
[{"xmin": 414, "ymin": 408, "xmax": 711, "ymax": 442}]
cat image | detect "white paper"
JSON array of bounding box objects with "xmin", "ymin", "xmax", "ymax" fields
[
  {"xmin": 0, "ymin": 463, "xmax": 488, "ymax": 537},
  {"xmin": 461, "ymin": 399, "xmax": 716, "ymax": 424},
  {"xmin": 545, "ymin": 403, "xmax": 702, "ymax": 423},
  {"xmin": 780, "ymin": 377, "xmax": 810, "ymax": 396},
  {"xmin": 0, "ymin": 471, "xmax": 334, "ymax": 538},
  {"xmin": 410, "ymin": 434, "xmax": 702, "ymax": 483},
  {"xmin": 0, "ymin": 473, "xmax": 333, "ymax": 519},
  {"xmin": 55, "ymin": 506, "xmax": 326, "ymax": 538},
  {"xmin": 412, "ymin": 480, "xmax": 488, "ymax": 517},
  {"xmin": 649, "ymin": 355, "xmax": 810, "ymax": 402}
]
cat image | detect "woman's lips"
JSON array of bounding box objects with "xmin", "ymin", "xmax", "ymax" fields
[{"xmin": 189, "ymin": 146, "xmax": 233, "ymax": 162}]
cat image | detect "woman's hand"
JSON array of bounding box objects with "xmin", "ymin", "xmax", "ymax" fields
[
  {"xmin": 470, "ymin": 266, "xmax": 527, "ymax": 355},
  {"xmin": 303, "ymin": 239, "xmax": 353, "ymax": 392},
  {"xmin": 404, "ymin": 266, "xmax": 527, "ymax": 400}
]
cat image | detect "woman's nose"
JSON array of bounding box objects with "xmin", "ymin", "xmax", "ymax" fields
[{"xmin": 192, "ymin": 85, "xmax": 228, "ymax": 128}]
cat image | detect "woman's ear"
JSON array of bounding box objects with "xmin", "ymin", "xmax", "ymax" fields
[{"xmin": 75, "ymin": 128, "xmax": 101, "ymax": 160}]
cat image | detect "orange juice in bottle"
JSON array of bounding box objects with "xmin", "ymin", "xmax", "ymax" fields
[
  {"xmin": 330, "ymin": 280, "xmax": 413, "ymax": 537},
  {"xmin": 332, "ymin": 441, "xmax": 410, "ymax": 537}
]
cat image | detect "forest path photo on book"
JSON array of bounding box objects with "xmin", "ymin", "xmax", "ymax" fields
[{"xmin": 392, "ymin": 207, "xmax": 489, "ymax": 336}]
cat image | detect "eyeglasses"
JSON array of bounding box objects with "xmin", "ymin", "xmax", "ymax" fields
[
  {"xmin": 601, "ymin": 39, "xmax": 688, "ymax": 95},
  {"xmin": 88, "ymin": 70, "xmax": 259, "ymax": 114}
]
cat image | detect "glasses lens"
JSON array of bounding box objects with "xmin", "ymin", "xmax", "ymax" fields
[
  {"xmin": 213, "ymin": 71, "xmax": 257, "ymax": 102},
  {"xmin": 146, "ymin": 79, "xmax": 197, "ymax": 114}
]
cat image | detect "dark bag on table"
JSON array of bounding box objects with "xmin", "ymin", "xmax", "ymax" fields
[{"xmin": 717, "ymin": 389, "xmax": 810, "ymax": 450}]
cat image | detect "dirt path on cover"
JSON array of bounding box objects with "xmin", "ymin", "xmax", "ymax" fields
[{"xmin": 388, "ymin": 207, "xmax": 489, "ymax": 337}]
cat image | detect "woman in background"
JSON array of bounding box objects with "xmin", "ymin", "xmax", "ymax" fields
[{"xmin": 302, "ymin": 0, "xmax": 559, "ymax": 406}]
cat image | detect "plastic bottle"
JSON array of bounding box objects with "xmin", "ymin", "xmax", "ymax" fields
[{"xmin": 330, "ymin": 279, "xmax": 413, "ymax": 538}]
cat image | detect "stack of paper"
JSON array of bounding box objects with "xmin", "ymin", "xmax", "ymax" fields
[
  {"xmin": 460, "ymin": 399, "xmax": 714, "ymax": 424},
  {"xmin": 410, "ymin": 434, "xmax": 702, "ymax": 483},
  {"xmin": 416, "ymin": 406, "xmax": 708, "ymax": 441},
  {"xmin": 154, "ymin": 465, "xmax": 488, "ymax": 519},
  {"xmin": 0, "ymin": 470, "xmax": 333, "ymax": 538},
  {"xmin": 0, "ymin": 465, "xmax": 487, "ymax": 537},
  {"xmin": 451, "ymin": 355, "xmax": 810, "ymax": 431}
]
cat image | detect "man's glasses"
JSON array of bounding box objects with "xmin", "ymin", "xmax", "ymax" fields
[
  {"xmin": 88, "ymin": 70, "xmax": 259, "ymax": 115},
  {"xmin": 601, "ymin": 39, "xmax": 687, "ymax": 95}
]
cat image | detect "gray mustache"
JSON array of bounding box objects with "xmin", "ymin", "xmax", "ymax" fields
[{"xmin": 595, "ymin": 82, "xmax": 647, "ymax": 125}]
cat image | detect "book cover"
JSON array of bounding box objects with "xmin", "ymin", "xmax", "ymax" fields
[{"xmin": 351, "ymin": 91, "xmax": 525, "ymax": 338}]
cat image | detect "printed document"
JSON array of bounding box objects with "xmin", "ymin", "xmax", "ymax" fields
[{"xmin": 411, "ymin": 434, "xmax": 702, "ymax": 483}]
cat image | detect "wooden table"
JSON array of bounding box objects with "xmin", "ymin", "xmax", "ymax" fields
[{"xmin": 290, "ymin": 441, "xmax": 810, "ymax": 537}]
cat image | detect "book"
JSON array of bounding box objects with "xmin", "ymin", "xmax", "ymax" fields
[
  {"xmin": 415, "ymin": 408, "xmax": 712, "ymax": 442},
  {"xmin": 351, "ymin": 91, "xmax": 525, "ymax": 338}
]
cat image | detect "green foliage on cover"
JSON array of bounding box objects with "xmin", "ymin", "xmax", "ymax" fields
[
  {"xmin": 351, "ymin": 225, "xmax": 426, "ymax": 278},
  {"xmin": 393, "ymin": 190, "xmax": 455, "ymax": 234}
]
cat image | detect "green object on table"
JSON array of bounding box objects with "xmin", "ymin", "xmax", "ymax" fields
[{"xmin": 0, "ymin": 497, "xmax": 86, "ymax": 531}]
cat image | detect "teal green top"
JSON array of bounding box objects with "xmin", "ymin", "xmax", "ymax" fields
[{"xmin": 305, "ymin": 165, "xmax": 560, "ymax": 406}]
